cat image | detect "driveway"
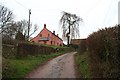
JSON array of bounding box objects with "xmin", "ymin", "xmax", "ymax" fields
[{"xmin": 25, "ymin": 52, "xmax": 77, "ymax": 78}]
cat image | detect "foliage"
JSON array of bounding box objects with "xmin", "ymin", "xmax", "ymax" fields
[
  {"xmin": 75, "ymin": 52, "xmax": 89, "ymax": 78},
  {"xmin": 2, "ymin": 35, "xmax": 14, "ymax": 45},
  {"xmin": 15, "ymin": 31, "xmax": 25, "ymax": 41},
  {"xmin": 2, "ymin": 44, "xmax": 17, "ymax": 59},
  {"xmin": 14, "ymin": 20, "xmax": 38, "ymax": 40},
  {"xmin": 70, "ymin": 44, "xmax": 79, "ymax": 50},
  {"xmin": 78, "ymin": 39, "xmax": 87, "ymax": 53},
  {"xmin": 14, "ymin": 20, "xmax": 29, "ymax": 40},
  {"xmin": 17, "ymin": 42, "xmax": 56, "ymax": 57},
  {"xmin": 87, "ymin": 25, "xmax": 120, "ymax": 78}
]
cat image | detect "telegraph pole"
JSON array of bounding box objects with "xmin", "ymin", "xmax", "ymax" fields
[{"xmin": 28, "ymin": 9, "xmax": 31, "ymax": 41}]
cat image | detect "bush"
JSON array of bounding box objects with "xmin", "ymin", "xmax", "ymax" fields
[
  {"xmin": 2, "ymin": 44, "xmax": 17, "ymax": 59},
  {"xmin": 78, "ymin": 39, "xmax": 87, "ymax": 53},
  {"xmin": 57, "ymin": 47, "xmax": 75, "ymax": 53},
  {"xmin": 87, "ymin": 25, "xmax": 120, "ymax": 78},
  {"xmin": 15, "ymin": 31, "xmax": 25, "ymax": 41},
  {"xmin": 2, "ymin": 35, "xmax": 14, "ymax": 45},
  {"xmin": 17, "ymin": 42, "xmax": 56, "ymax": 57},
  {"xmin": 70, "ymin": 44, "xmax": 79, "ymax": 50},
  {"xmin": 75, "ymin": 52, "xmax": 89, "ymax": 78}
]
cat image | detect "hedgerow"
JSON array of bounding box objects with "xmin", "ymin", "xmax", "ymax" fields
[{"xmin": 87, "ymin": 25, "xmax": 120, "ymax": 78}]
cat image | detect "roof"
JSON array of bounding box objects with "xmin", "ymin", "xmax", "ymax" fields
[
  {"xmin": 40, "ymin": 26, "xmax": 63, "ymax": 41},
  {"xmin": 70, "ymin": 39, "xmax": 86, "ymax": 45}
]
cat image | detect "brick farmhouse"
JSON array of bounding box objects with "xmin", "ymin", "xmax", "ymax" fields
[{"xmin": 30, "ymin": 24, "xmax": 63, "ymax": 46}]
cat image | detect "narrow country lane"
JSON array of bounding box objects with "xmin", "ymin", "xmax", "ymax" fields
[{"xmin": 25, "ymin": 52, "xmax": 78, "ymax": 78}]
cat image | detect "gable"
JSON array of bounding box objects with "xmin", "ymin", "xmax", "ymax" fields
[{"xmin": 30, "ymin": 24, "xmax": 63, "ymax": 42}]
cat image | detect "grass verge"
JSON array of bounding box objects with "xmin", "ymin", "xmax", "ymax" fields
[
  {"xmin": 2, "ymin": 51, "xmax": 65, "ymax": 78},
  {"xmin": 74, "ymin": 52, "xmax": 89, "ymax": 78}
]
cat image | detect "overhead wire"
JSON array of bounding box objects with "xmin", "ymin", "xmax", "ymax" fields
[
  {"xmin": 12, "ymin": 0, "xmax": 28, "ymax": 10},
  {"xmin": 101, "ymin": 0, "xmax": 114, "ymax": 27},
  {"xmin": 84, "ymin": 0, "xmax": 104, "ymax": 16}
]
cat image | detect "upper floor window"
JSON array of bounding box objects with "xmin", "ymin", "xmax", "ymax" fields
[
  {"xmin": 48, "ymin": 34, "xmax": 50, "ymax": 37},
  {"xmin": 40, "ymin": 34, "xmax": 42, "ymax": 37}
]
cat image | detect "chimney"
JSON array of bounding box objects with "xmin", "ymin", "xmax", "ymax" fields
[
  {"xmin": 57, "ymin": 34, "xmax": 58, "ymax": 37},
  {"xmin": 44, "ymin": 24, "xmax": 46, "ymax": 28},
  {"xmin": 53, "ymin": 31, "xmax": 55, "ymax": 34}
]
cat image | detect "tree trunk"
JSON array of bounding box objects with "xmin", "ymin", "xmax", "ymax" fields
[
  {"xmin": 67, "ymin": 36, "xmax": 70, "ymax": 47},
  {"xmin": 67, "ymin": 25, "xmax": 70, "ymax": 47}
]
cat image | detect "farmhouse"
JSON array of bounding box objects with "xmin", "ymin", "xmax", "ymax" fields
[{"xmin": 30, "ymin": 24, "xmax": 63, "ymax": 46}]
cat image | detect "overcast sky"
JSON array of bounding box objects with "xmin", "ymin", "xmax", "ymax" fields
[{"xmin": 0, "ymin": 0, "xmax": 119, "ymax": 40}]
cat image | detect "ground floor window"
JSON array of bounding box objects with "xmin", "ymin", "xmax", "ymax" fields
[
  {"xmin": 51, "ymin": 41, "xmax": 52, "ymax": 45},
  {"xmin": 44, "ymin": 41, "xmax": 46, "ymax": 44}
]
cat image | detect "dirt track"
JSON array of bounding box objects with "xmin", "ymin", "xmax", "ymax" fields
[{"xmin": 25, "ymin": 52, "xmax": 77, "ymax": 78}]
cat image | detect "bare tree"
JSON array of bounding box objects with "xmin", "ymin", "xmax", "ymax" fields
[
  {"xmin": 0, "ymin": 5, "xmax": 13, "ymax": 33},
  {"xmin": 16, "ymin": 20, "xmax": 28, "ymax": 39},
  {"xmin": 60, "ymin": 11, "xmax": 83, "ymax": 46},
  {"xmin": 15, "ymin": 20, "xmax": 38, "ymax": 40},
  {"xmin": 2, "ymin": 21, "xmax": 16, "ymax": 37},
  {"xmin": 2, "ymin": 19, "xmax": 37, "ymax": 41},
  {"xmin": 29, "ymin": 24, "xmax": 38, "ymax": 37}
]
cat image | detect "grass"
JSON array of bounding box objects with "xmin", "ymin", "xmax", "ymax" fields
[
  {"xmin": 2, "ymin": 51, "xmax": 65, "ymax": 78},
  {"xmin": 75, "ymin": 52, "xmax": 89, "ymax": 78}
]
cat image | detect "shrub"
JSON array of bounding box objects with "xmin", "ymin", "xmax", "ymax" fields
[
  {"xmin": 87, "ymin": 25, "xmax": 120, "ymax": 78},
  {"xmin": 17, "ymin": 42, "xmax": 56, "ymax": 57},
  {"xmin": 78, "ymin": 39, "xmax": 87, "ymax": 53},
  {"xmin": 2, "ymin": 44, "xmax": 17, "ymax": 59},
  {"xmin": 56, "ymin": 47, "xmax": 75, "ymax": 53}
]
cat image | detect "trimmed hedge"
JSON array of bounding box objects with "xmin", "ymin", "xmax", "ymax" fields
[
  {"xmin": 17, "ymin": 43, "xmax": 56, "ymax": 57},
  {"xmin": 57, "ymin": 47, "xmax": 75, "ymax": 52},
  {"xmin": 3, "ymin": 41, "xmax": 74, "ymax": 58},
  {"xmin": 78, "ymin": 39, "xmax": 87, "ymax": 53},
  {"xmin": 87, "ymin": 25, "xmax": 120, "ymax": 78}
]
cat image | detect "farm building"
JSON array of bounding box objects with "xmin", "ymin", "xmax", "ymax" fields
[{"xmin": 30, "ymin": 24, "xmax": 63, "ymax": 46}]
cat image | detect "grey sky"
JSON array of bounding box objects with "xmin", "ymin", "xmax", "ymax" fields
[{"xmin": 0, "ymin": 0, "xmax": 119, "ymax": 40}]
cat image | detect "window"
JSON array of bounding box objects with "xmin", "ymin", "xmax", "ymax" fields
[
  {"xmin": 40, "ymin": 34, "xmax": 42, "ymax": 37},
  {"xmin": 51, "ymin": 41, "xmax": 52, "ymax": 45},
  {"xmin": 44, "ymin": 41, "xmax": 46, "ymax": 44},
  {"xmin": 48, "ymin": 34, "xmax": 50, "ymax": 37}
]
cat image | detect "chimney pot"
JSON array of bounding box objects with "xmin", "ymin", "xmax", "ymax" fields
[
  {"xmin": 44, "ymin": 24, "xmax": 46, "ymax": 28},
  {"xmin": 57, "ymin": 34, "xmax": 58, "ymax": 36},
  {"xmin": 53, "ymin": 31, "xmax": 55, "ymax": 34}
]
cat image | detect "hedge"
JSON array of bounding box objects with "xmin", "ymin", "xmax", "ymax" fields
[
  {"xmin": 17, "ymin": 43, "xmax": 56, "ymax": 57},
  {"xmin": 87, "ymin": 25, "xmax": 120, "ymax": 78},
  {"xmin": 2, "ymin": 44, "xmax": 17, "ymax": 59}
]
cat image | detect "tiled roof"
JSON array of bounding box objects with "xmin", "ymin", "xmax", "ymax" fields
[{"xmin": 45, "ymin": 28, "xmax": 63, "ymax": 41}]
